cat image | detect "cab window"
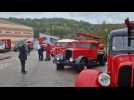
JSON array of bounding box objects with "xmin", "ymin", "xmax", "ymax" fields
[
  {"xmin": 90, "ymin": 43, "xmax": 97, "ymax": 49},
  {"xmin": 50, "ymin": 38, "xmax": 57, "ymax": 44}
]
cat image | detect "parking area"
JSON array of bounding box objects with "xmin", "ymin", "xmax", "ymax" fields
[{"xmin": 0, "ymin": 50, "xmax": 106, "ymax": 87}]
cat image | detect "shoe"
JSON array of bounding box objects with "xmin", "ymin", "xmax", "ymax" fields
[{"xmin": 22, "ymin": 71, "xmax": 27, "ymax": 74}]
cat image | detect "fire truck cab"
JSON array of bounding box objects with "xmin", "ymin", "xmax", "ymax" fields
[
  {"xmin": 53, "ymin": 39, "xmax": 79, "ymax": 57},
  {"xmin": 75, "ymin": 18, "xmax": 134, "ymax": 87}
]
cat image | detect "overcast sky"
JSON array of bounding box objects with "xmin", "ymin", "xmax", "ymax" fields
[{"xmin": 0, "ymin": 12, "xmax": 134, "ymax": 24}]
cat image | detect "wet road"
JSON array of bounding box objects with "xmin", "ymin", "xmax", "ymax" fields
[{"xmin": 0, "ymin": 50, "xmax": 106, "ymax": 87}]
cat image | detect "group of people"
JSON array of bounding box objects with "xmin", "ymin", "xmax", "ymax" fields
[
  {"xmin": 18, "ymin": 42, "xmax": 51, "ymax": 74},
  {"xmin": 37, "ymin": 43, "xmax": 51, "ymax": 61}
]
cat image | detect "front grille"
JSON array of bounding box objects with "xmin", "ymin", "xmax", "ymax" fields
[
  {"xmin": 118, "ymin": 66, "xmax": 132, "ymax": 87},
  {"xmin": 65, "ymin": 50, "xmax": 72, "ymax": 60}
]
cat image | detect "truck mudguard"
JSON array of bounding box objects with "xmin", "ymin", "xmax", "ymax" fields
[{"xmin": 75, "ymin": 69, "xmax": 100, "ymax": 87}]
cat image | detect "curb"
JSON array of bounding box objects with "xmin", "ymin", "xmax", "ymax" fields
[{"xmin": 0, "ymin": 56, "xmax": 12, "ymax": 60}]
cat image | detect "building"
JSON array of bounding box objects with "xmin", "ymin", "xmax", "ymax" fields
[{"xmin": 0, "ymin": 20, "xmax": 34, "ymax": 48}]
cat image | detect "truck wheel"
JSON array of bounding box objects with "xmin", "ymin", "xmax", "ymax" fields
[
  {"xmin": 77, "ymin": 58, "xmax": 87, "ymax": 72},
  {"xmin": 98, "ymin": 55, "xmax": 105, "ymax": 66},
  {"xmin": 56, "ymin": 64, "xmax": 64, "ymax": 70}
]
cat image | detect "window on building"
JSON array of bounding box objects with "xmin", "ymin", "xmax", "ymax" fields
[
  {"xmin": 24, "ymin": 32, "xmax": 32, "ymax": 35},
  {"xmin": 5, "ymin": 31, "xmax": 11, "ymax": 34},
  {"xmin": 14, "ymin": 32, "xmax": 21, "ymax": 35}
]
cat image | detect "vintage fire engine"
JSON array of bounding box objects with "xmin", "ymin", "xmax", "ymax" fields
[
  {"xmin": 38, "ymin": 34, "xmax": 59, "ymax": 56},
  {"xmin": 75, "ymin": 18, "xmax": 134, "ymax": 87},
  {"xmin": 54, "ymin": 32, "xmax": 105, "ymax": 72},
  {"xmin": 0, "ymin": 39, "xmax": 11, "ymax": 52}
]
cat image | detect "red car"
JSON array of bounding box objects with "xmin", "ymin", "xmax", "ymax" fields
[
  {"xmin": 75, "ymin": 18, "xmax": 134, "ymax": 87},
  {"xmin": 54, "ymin": 39, "xmax": 105, "ymax": 72}
]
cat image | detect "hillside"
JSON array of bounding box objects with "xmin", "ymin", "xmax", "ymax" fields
[{"xmin": 2, "ymin": 17, "xmax": 125, "ymax": 44}]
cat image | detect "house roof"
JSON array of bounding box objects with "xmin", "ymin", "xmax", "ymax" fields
[{"xmin": 0, "ymin": 19, "xmax": 33, "ymax": 31}]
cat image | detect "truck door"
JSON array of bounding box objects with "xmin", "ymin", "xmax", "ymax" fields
[{"xmin": 89, "ymin": 43, "xmax": 97, "ymax": 59}]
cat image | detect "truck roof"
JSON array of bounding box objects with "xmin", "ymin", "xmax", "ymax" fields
[
  {"xmin": 78, "ymin": 40, "xmax": 99, "ymax": 43},
  {"xmin": 110, "ymin": 28, "xmax": 128, "ymax": 37},
  {"xmin": 57, "ymin": 39, "xmax": 78, "ymax": 43}
]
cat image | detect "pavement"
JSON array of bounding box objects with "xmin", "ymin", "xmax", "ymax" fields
[
  {"xmin": 0, "ymin": 50, "xmax": 106, "ymax": 87},
  {"xmin": 0, "ymin": 52, "xmax": 12, "ymax": 60},
  {"xmin": 0, "ymin": 50, "xmax": 77, "ymax": 87}
]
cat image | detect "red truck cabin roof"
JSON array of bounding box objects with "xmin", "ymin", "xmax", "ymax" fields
[{"xmin": 78, "ymin": 40, "xmax": 99, "ymax": 44}]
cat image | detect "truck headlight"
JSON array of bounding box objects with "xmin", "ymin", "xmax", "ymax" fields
[
  {"xmin": 98, "ymin": 73, "xmax": 111, "ymax": 87},
  {"xmin": 69, "ymin": 57, "xmax": 73, "ymax": 62},
  {"xmin": 56, "ymin": 57, "xmax": 60, "ymax": 61}
]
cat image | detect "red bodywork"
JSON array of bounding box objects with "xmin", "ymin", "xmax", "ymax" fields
[
  {"xmin": 38, "ymin": 37, "xmax": 47, "ymax": 48},
  {"xmin": 53, "ymin": 41, "xmax": 78, "ymax": 56},
  {"xmin": 107, "ymin": 54, "xmax": 134, "ymax": 87},
  {"xmin": 53, "ymin": 33, "xmax": 104, "ymax": 58},
  {"xmin": 75, "ymin": 18, "xmax": 134, "ymax": 87},
  {"xmin": 0, "ymin": 39, "xmax": 11, "ymax": 51},
  {"xmin": 75, "ymin": 69, "xmax": 100, "ymax": 87},
  {"xmin": 76, "ymin": 32, "xmax": 101, "ymax": 40},
  {"xmin": 71, "ymin": 40, "xmax": 103, "ymax": 60},
  {"xmin": 61, "ymin": 33, "xmax": 105, "ymax": 65},
  {"xmin": 53, "ymin": 46, "xmax": 65, "ymax": 56},
  {"xmin": 38, "ymin": 37, "xmax": 57, "ymax": 56}
]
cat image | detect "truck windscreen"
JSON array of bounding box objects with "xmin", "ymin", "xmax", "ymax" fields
[{"xmin": 112, "ymin": 36, "xmax": 134, "ymax": 51}]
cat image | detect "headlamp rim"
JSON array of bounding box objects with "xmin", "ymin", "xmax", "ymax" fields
[{"xmin": 98, "ymin": 72, "xmax": 111, "ymax": 87}]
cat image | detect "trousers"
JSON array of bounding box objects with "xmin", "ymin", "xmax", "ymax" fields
[{"xmin": 20, "ymin": 60, "xmax": 26, "ymax": 72}]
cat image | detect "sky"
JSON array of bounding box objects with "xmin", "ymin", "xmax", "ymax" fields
[{"xmin": 0, "ymin": 12, "xmax": 134, "ymax": 24}]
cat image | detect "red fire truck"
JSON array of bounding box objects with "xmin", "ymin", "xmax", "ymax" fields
[
  {"xmin": 38, "ymin": 34, "xmax": 59, "ymax": 56},
  {"xmin": 75, "ymin": 18, "xmax": 134, "ymax": 87},
  {"xmin": 0, "ymin": 39, "xmax": 11, "ymax": 52},
  {"xmin": 54, "ymin": 32, "xmax": 105, "ymax": 72}
]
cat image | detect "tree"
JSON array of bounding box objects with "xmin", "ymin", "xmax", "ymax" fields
[{"xmin": 5, "ymin": 17, "xmax": 125, "ymax": 45}]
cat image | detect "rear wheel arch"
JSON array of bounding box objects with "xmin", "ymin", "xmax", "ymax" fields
[
  {"xmin": 81, "ymin": 57, "xmax": 88, "ymax": 64},
  {"xmin": 74, "ymin": 56, "xmax": 89, "ymax": 72},
  {"xmin": 75, "ymin": 56, "xmax": 88, "ymax": 64}
]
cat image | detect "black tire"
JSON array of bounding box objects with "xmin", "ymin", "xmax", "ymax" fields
[
  {"xmin": 56, "ymin": 64, "xmax": 64, "ymax": 70},
  {"xmin": 98, "ymin": 55, "xmax": 105, "ymax": 66},
  {"xmin": 76, "ymin": 58, "xmax": 87, "ymax": 72}
]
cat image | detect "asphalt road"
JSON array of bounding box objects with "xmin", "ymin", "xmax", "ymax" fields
[{"xmin": 0, "ymin": 50, "xmax": 106, "ymax": 87}]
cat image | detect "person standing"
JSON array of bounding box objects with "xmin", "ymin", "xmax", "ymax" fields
[
  {"xmin": 27, "ymin": 44, "xmax": 31, "ymax": 56},
  {"xmin": 37, "ymin": 43, "xmax": 41, "ymax": 61},
  {"xmin": 45, "ymin": 44, "xmax": 51, "ymax": 61},
  {"xmin": 40, "ymin": 45, "xmax": 44, "ymax": 61},
  {"xmin": 18, "ymin": 44, "xmax": 27, "ymax": 74},
  {"xmin": 37, "ymin": 44, "xmax": 44, "ymax": 61}
]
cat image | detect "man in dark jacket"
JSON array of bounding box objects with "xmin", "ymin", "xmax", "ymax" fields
[
  {"xmin": 38, "ymin": 45, "xmax": 44, "ymax": 61},
  {"xmin": 18, "ymin": 44, "xmax": 27, "ymax": 74},
  {"xmin": 27, "ymin": 45, "xmax": 31, "ymax": 56}
]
